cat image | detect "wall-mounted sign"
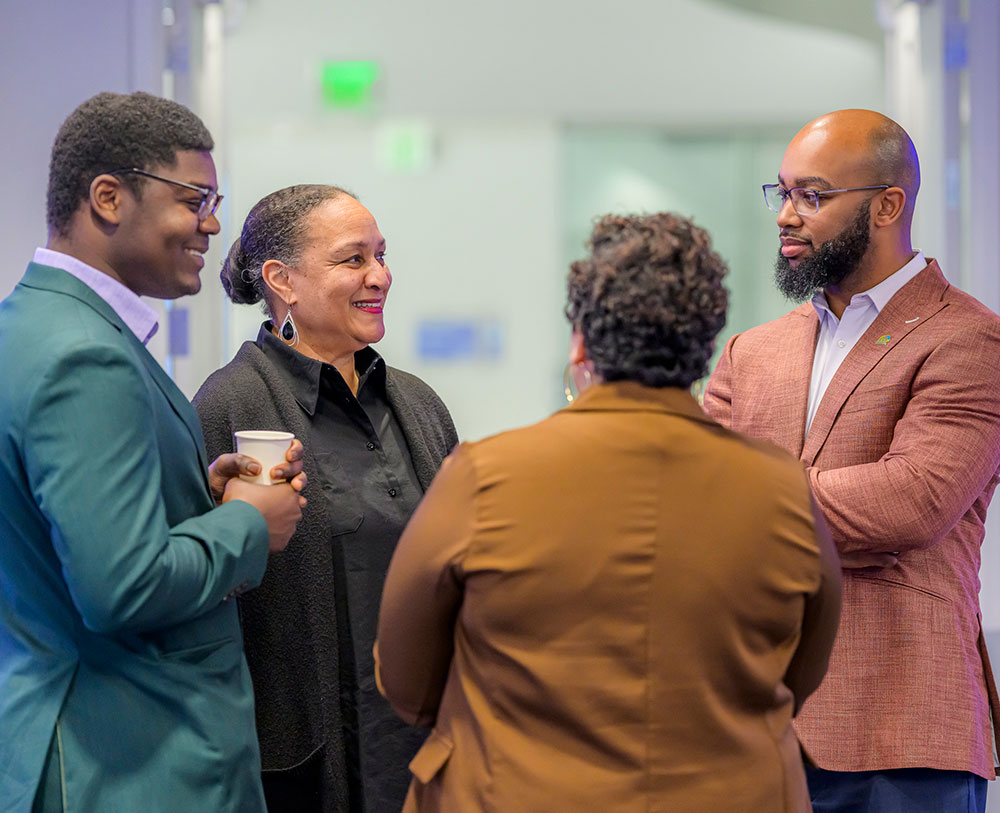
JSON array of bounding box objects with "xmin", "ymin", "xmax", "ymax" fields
[
  {"xmin": 416, "ymin": 318, "xmax": 504, "ymax": 362},
  {"xmin": 321, "ymin": 60, "xmax": 379, "ymax": 108}
]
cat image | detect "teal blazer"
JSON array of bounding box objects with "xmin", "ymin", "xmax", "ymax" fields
[{"xmin": 0, "ymin": 264, "xmax": 270, "ymax": 812}]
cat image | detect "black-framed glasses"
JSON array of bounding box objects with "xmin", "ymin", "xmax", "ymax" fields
[
  {"xmin": 762, "ymin": 183, "xmax": 889, "ymax": 216},
  {"xmin": 109, "ymin": 167, "xmax": 223, "ymax": 221}
]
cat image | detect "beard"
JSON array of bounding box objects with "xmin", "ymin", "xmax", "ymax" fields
[{"xmin": 773, "ymin": 201, "xmax": 872, "ymax": 302}]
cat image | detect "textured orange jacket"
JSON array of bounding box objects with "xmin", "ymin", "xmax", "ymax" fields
[
  {"xmin": 704, "ymin": 260, "xmax": 1000, "ymax": 779},
  {"xmin": 377, "ymin": 383, "xmax": 840, "ymax": 812}
]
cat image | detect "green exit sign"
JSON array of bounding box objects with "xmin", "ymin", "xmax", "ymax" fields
[{"xmin": 321, "ymin": 61, "xmax": 379, "ymax": 108}]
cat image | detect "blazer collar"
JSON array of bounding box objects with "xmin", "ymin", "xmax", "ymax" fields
[
  {"xmin": 771, "ymin": 303, "xmax": 821, "ymax": 458},
  {"xmin": 22, "ymin": 261, "xmax": 127, "ymax": 329},
  {"xmin": 20, "ymin": 262, "xmax": 210, "ymax": 479},
  {"xmin": 567, "ymin": 379, "xmax": 717, "ymax": 428},
  {"xmin": 801, "ymin": 259, "xmax": 950, "ymax": 464}
]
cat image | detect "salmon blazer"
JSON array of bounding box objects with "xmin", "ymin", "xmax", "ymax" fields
[{"xmin": 704, "ymin": 260, "xmax": 1000, "ymax": 778}]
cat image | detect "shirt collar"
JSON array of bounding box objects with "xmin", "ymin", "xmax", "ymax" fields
[
  {"xmin": 33, "ymin": 247, "xmax": 160, "ymax": 344},
  {"xmin": 255, "ymin": 322, "xmax": 384, "ymax": 415},
  {"xmin": 810, "ymin": 250, "xmax": 927, "ymax": 321}
]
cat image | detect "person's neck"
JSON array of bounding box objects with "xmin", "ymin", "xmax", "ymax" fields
[
  {"xmin": 823, "ymin": 240, "xmax": 915, "ymax": 320},
  {"xmin": 331, "ymin": 355, "xmax": 360, "ymax": 396},
  {"xmin": 273, "ymin": 329, "xmax": 361, "ymax": 395},
  {"xmin": 46, "ymin": 232, "xmax": 131, "ymax": 291}
]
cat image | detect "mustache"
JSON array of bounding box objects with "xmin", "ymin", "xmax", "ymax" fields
[{"xmin": 780, "ymin": 230, "xmax": 809, "ymax": 243}]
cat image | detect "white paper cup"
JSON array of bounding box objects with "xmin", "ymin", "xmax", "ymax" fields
[{"xmin": 234, "ymin": 431, "xmax": 295, "ymax": 485}]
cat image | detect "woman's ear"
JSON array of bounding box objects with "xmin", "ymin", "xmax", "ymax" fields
[
  {"xmin": 262, "ymin": 259, "xmax": 295, "ymax": 307},
  {"xmin": 569, "ymin": 329, "xmax": 588, "ymax": 366}
]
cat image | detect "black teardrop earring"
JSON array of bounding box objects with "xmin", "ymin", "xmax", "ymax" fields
[{"xmin": 280, "ymin": 308, "xmax": 299, "ymax": 347}]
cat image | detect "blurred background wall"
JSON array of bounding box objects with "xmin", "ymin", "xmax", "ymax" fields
[{"xmin": 3, "ymin": 0, "xmax": 1000, "ymax": 745}]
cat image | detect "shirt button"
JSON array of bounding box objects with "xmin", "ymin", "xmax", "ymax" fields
[
  {"xmin": 388, "ymin": 488, "xmax": 397, "ymax": 498},
  {"xmin": 837, "ymin": 340, "xmax": 846, "ymax": 348},
  {"xmin": 366, "ymin": 441, "xmax": 376, "ymax": 451}
]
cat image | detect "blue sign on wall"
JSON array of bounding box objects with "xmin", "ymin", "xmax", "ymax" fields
[{"xmin": 416, "ymin": 318, "xmax": 504, "ymax": 362}]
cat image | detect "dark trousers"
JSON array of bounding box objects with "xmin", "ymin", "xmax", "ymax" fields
[{"xmin": 806, "ymin": 765, "xmax": 988, "ymax": 813}]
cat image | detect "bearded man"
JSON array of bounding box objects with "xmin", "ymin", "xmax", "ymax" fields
[{"xmin": 704, "ymin": 109, "xmax": 1000, "ymax": 813}]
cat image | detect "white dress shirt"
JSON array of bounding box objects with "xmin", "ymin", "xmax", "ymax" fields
[{"xmin": 805, "ymin": 251, "xmax": 927, "ymax": 435}]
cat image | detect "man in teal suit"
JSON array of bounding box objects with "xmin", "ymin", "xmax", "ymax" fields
[{"xmin": 0, "ymin": 92, "xmax": 306, "ymax": 812}]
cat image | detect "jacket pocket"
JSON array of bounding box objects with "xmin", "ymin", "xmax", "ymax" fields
[
  {"xmin": 840, "ymin": 382, "xmax": 909, "ymax": 414},
  {"xmin": 158, "ymin": 637, "xmax": 241, "ymax": 670},
  {"xmin": 409, "ymin": 729, "xmax": 454, "ymax": 783},
  {"xmin": 852, "ymin": 573, "xmax": 951, "ymax": 603}
]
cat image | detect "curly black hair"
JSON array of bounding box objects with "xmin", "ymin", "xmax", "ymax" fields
[
  {"xmin": 221, "ymin": 184, "xmax": 351, "ymax": 316},
  {"xmin": 46, "ymin": 91, "xmax": 213, "ymax": 236},
  {"xmin": 566, "ymin": 213, "xmax": 729, "ymax": 388}
]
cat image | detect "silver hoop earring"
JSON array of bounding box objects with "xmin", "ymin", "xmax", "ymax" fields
[
  {"xmin": 563, "ymin": 362, "xmax": 593, "ymax": 403},
  {"xmin": 279, "ymin": 309, "xmax": 299, "ymax": 347}
]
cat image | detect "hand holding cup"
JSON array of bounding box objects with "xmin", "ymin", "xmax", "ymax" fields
[
  {"xmin": 234, "ymin": 431, "xmax": 297, "ymax": 484},
  {"xmin": 223, "ymin": 478, "xmax": 304, "ymax": 553},
  {"xmin": 208, "ymin": 436, "xmax": 306, "ymax": 503}
]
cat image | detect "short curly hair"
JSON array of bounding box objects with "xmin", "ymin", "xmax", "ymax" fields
[
  {"xmin": 566, "ymin": 213, "xmax": 729, "ymax": 388},
  {"xmin": 46, "ymin": 91, "xmax": 213, "ymax": 236}
]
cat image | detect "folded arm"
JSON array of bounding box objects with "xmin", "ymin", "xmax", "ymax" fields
[
  {"xmin": 25, "ymin": 343, "xmax": 269, "ymax": 636},
  {"xmin": 807, "ymin": 328, "xmax": 1000, "ymax": 555}
]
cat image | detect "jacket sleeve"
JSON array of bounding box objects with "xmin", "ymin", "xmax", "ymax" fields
[
  {"xmin": 784, "ymin": 496, "xmax": 841, "ymax": 714},
  {"xmin": 375, "ymin": 444, "xmax": 473, "ymax": 727},
  {"xmin": 807, "ymin": 321, "xmax": 1000, "ymax": 554},
  {"xmin": 24, "ymin": 342, "xmax": 268, "ymax": 636},
  {"xmin": 702, "ymin": 333, "xmax": 737, "ymax": 428}
]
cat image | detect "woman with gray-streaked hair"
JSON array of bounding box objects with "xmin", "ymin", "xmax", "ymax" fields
[{"xmin": 193, "ymin": 184, "xmax": 458, "ymax": 812}]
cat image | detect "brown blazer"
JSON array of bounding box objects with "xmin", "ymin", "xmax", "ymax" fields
[
  {"xmin": 376, "ymin": 383, "xmax": 841, "ymax": 812},
  {"xmin": 704, "ymin": 260, "xmax": 1000, "ymax": 779}
]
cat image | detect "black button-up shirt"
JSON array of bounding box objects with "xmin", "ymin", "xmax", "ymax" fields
[{"xmin": 258, "ymin": 327, "xmax": 424, "ymax": 810}]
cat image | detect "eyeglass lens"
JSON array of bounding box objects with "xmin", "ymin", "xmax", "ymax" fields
[
  {"xmin": 198, "ymin": 194, "xmax": 222, "ymax": 220},
  {"xmin": 764, "ymin": 186, "xmax": 817, "ymax": 215}
]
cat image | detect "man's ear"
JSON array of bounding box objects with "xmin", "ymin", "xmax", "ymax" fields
[
  {"xmin": 872, "ymin": 186, "xmax": 906, "ymax": 228},
  {"xmin": 89, "ymin": 174, "xmax": 126, "ymax": 226},
  {"xmin": 262, "ymin": 259, "xmax": 296, "ymax": 307}
]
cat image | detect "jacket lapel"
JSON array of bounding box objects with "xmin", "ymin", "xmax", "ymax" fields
[
  {"xmin": 801, "ymin": 262, "xmax": 950, "ymax": 465},
  {"xmin": 133, "ymin": 342, "xmax": 211, "ymax": 479},
  {"xmin": 21, "ymin": 263, "xmax": 210, "ymax": 482},
  {"xmin": 771, "ymin": 307, "xmax": 819, "ymax": 458}
]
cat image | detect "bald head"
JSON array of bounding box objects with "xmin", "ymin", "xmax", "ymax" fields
[{"xmin": 793, "ymin": 110, "xmax": 920, "ymax": 218}]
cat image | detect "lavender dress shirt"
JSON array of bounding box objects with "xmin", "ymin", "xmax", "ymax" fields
[{"xmin": 33, "ymin": 247, "xmax": 159, "ymax": 345}]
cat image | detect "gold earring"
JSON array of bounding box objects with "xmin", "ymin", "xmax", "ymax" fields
[{"xmin": 563, "ymin": 362, "xmax": 593, "ymax": 403}]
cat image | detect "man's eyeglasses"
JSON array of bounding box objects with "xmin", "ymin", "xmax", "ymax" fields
[
  {"xmin": 109, "ymin": 167, "xmax": 223, "ymax": 221},
  {"xmin": 762, "ymin": 183, "xmax": 889, "ymax": 216}
]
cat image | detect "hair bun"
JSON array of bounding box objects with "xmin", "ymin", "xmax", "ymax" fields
[{"xmin": 220, "ymin": 236, "xmax": 261, "ymax": 305}]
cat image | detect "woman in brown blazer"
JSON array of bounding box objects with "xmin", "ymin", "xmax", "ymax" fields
[{"xmin": 375, "ymin": 213, "xmax": 843, "ymax": 812}]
